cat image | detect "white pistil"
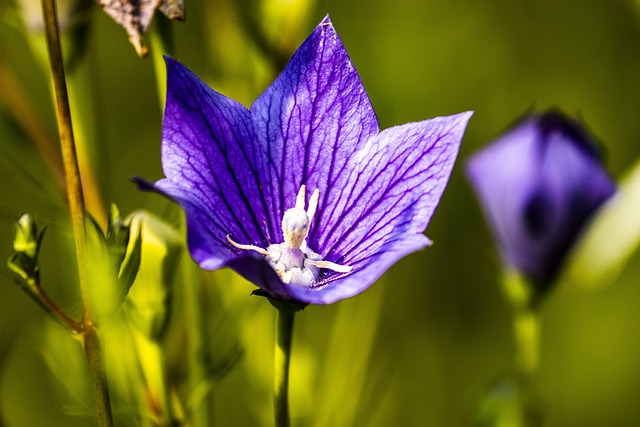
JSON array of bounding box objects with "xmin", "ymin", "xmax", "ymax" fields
[{"xmin": 226, "ymin": 185, "xmax": 352, "ymax": 286}]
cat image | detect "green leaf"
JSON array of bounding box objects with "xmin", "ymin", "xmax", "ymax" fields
[
  {"xmin": 116, "ymin": 224, "xmax": 142, "ymax": 302},
  {"xmin": 562, "ymin": 158, "xmax": 640, "ymax": 289},
  {"xmin": 84, "ymin": 204, "xmax": 143, "ymax": 316},
  {"xmin": 124, "ymin": 210, "xmax": 182, "ymax": 340}
]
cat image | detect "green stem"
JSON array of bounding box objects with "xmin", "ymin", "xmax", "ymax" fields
[
  {"xmin": 513, "ymin": 306, "xmax": 540, "ymax": 387},
  {"xmin": 83, "ymin": 328, "xmax": 113, "ymax": 427},
  {"xmin": 274, "ymin": 309, "xmax": 295, "ymax": 427},
  {"xmin": 501, "ymin": 272, "xmax": 541, "ymax": 426},
  {"xmin": 23, "ymin": 277, "xmax": 82, "ymax": 332},
  {"xmin": 183, "ymin": 265, "xmax": 211, "ymax": 426},
  {"xmin": 513, "ymin": 306, "xmax": 541, "ymax": 427},
  {"xmin": 149, "ymin": 14, "xmax": 175, "ymax": 109},
  {"xmin": 40, "ymin": 0, "xmax": 85, "ymax": 250},
  {"xmin": 40, "ymin": 0, "xmax": 113, "ymax": 425}
]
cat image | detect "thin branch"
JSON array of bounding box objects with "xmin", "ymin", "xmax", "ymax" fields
[{"xmin": 40, "ymin": 0, "xmax": 113, "ymax": 424}]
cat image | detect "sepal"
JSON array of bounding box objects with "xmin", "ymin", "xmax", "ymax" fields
[{"xmin": 251, "ymin": 289, "xmax": 307, "ymax": 312}]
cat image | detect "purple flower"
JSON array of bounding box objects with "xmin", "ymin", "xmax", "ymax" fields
[
  {"xmin": 465, "ymin": 111, "xmax": 616, "ymax": 290},
  {"xmin": 139, "ymin": 16, "xmax": 472, "ymax": 304}
]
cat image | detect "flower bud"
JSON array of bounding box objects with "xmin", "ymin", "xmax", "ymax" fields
[
  {"xmin": 466, "ymin": 110, "xmax": 616, "ymax": 296},
  {"xmin": 13, "ymin": 213, "xmax": 38, "ymax": 259}
]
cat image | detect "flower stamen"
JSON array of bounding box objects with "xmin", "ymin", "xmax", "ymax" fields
[
  {"xmin": 226, "ymin": 234, "xmax": 269, "ymax": 256},
  {"xmin": 226, "ymin": 185, "xmax": 352, "ymax": 286},
  {"xmin": 305, "ymin": 259, "xmax": 352, "ymax": 273}
]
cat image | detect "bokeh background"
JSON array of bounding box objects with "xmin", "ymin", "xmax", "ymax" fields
[{"xmin": 1, "ymin": 0, "xmax": 640, "ymax": 425}]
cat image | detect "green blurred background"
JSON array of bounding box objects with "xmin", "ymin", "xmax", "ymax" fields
[{"xmin": 1, "ymin": 0, "xmax": 640, "ymax": 425}]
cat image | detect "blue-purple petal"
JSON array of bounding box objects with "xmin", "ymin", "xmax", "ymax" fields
[
  {"xmin": 287, "ymin": 234, "xmax": 430, "ymax": 304},
  {"xmin": 250, "ymin": 16, "xmax": 380, "ymax": 243},
  {"xmin": 295, "ymin": 112, "xmax": 472, "ymax": 303},
  {"xmin": 157, "ymin": 57, "xmax": 271, "ymax": 269},
  {"xmin": 319, "ymin": 114, "xmax": 472, "ymax": 260}
]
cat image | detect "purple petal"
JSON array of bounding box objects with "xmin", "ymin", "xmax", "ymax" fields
[
  {"xmin": 465, "ymin": 111, "xmax": 617, "ymax": 287},
  {"xmin": 286, "ymin": 234, "xmax": 430, "ymax": 304},
  {"xmin": 288, "ymin": 112, "xmax": 472, "ymax": 304},
  {"xmin": 250, "ymin": 16, "xmax": 380, "ymax": 243},
  {"xmin": 154, "ymin": 57, "xmax": 271, "ymax": 269}
]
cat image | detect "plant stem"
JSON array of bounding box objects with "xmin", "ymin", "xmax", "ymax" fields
[
  {"xmin": 40, "ymin": 0, "xmax": 113, "ymax": 425},
  {"xmin": 183, "ymin": 265, "xmax": 212, "ymax": 426},
  {"xmin": 84, "ymin": 327, "xmax": 113, "ymax": 427},
  {"xmin": 501, "ymin": 272, "xmax": 541, "ymax": 426},
  {"xmin": 513, "ymin": 306, "xmax": 540, "ymax": 387},
  {"xmin": 149, "ymin": 14, "xmax": 175, "ymax": 109},
  {"xmin": 512, "ymin": 305, "xmax": 541, "ymax": 427},
  {"xmin": 274, "ymin": 309, "xmax": 295, "ymax": 427},
  {"xmin": 24, "ymin": 277, "xmax": 82, "ymax": 332},
  {"xmin": 40, "ymin": 0, "xmax": 85, "ymax": 251}
]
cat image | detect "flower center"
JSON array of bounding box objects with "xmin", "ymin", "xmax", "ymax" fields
[{"xmin": 227, "ymin": 185, "xmax": 352, "ymax": 287}]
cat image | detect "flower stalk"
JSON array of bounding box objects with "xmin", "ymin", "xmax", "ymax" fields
[
  {"xmin": 40, "ymin": 0, "xmax": 112, "ymax": 425},
  {"xmin": 513, "ymin": 306, "xmax": 540, "ymax": 387},
  {"xmin": 183, "ymin": 265, "xmax": 212, "ymax": 426},
  {"xmin": 512, "ymin": 305, "xmax": 541, "ymax": 427},
  {"xmin": 21, "ymin": 274, "xmax": 82, "ymax": 331},
  {"xmin": 274, "ymin": 309, "xmax": 295, "ymax": 427},
  {"xmin": 501, "ymin": 272, "xmax": 541, "ymax": 426}
]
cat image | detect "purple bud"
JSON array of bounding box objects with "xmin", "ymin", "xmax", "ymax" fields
[{"xmin": 465, "ymin": 111, "xmax": 616, "ymax": 292}]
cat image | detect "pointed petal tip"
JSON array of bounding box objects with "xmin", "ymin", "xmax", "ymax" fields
[
  {"xmin": 449, "ymin": 110, "xmax": 474, "ymax": 138},
  {"xmin": 163, "ymin": 54, "xmax": 178, "ymax": 67},
  {"xmin": 432, "ymin": 110, "xmax": 473, "ymax": 132},
  {"xmin": 458, "ymin": 110, "xmax": 475, "ymax": 125},
  {"xmin": 163, "ymin": 56, "xmax": 196, "ymax": 81},
  {"xmin": 163, "ymin": 55, "xmax": 184, "ymax": 73},
  {"xmin": 131, "ymin": 177, "xmax": 180, "ymax": 206},
  {"xmin": 131, "ymin": 176, "xmax": 155, "ymax": 192},
  {"xmin": 436, "ymin": 110, "xmax": 473, "ymax": 141},
  {"xmin": 320, "ymin": 14, "xmax": 332, "ymax": 26}
]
